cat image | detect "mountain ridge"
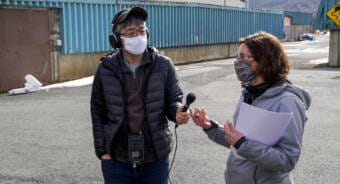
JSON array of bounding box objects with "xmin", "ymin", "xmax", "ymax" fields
[{"xmin": 249, "ymin": 0, "xmax": 322, "ymax": 14}]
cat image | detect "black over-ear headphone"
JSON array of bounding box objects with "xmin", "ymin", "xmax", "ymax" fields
[
  {"xmin": 109, "ymin": 31, "xmax": 122, "ymax": 49},
  {"xmin": 109, "ymin": 10, "xmax": 126, "ymax": 49},
  {"xmin": 109, "ymin": 9, "xmax": 150, "ymax": 49}
]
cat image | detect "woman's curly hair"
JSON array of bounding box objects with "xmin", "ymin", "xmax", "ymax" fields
[{"xmin": 240, "ymin": 31, "xmax": 290, "ymax": 81}]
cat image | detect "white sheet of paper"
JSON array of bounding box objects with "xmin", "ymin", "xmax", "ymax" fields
[
  {"xmin": 231, "ymin": 102, "xmax": 293, "ymax": 159},
  {"xmin": 236, "ymin": 102, "xmax": 293, "ymax": 145}
]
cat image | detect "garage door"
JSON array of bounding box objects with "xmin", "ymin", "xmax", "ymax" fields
[{"xmin": 0, "ymin": 8, "xmax": 51, "ymax": 92}]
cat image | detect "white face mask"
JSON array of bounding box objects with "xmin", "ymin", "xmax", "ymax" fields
[{"xmin": 121, "ymin": 35, "xmax": 147, "ymax": 55}]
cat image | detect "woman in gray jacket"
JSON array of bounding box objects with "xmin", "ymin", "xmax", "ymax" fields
[{"xmin": 190, "ymin": 32, "xmax": 311, "ymax": 184}]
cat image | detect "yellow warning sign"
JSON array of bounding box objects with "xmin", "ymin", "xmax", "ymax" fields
[{"xmin": 327, "ymin": 0, "xmax": 340, "ymax": 27}]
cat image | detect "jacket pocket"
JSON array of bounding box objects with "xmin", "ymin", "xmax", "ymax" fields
[
  {"xmin": 227, "ymin": 154, "xmax": 256, "ymax": 184},
  {"xmin": 103, "ymin": 124, "xmax": 115, "ymax": 151}
]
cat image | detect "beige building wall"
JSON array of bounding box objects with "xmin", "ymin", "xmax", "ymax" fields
[
  {"xmin": 284, "ymin": 16, "xmax": 292, "ymax": 26},
  {"xmin": 57, "ymin": 43, "xmax": 239, "ymax": 81}
]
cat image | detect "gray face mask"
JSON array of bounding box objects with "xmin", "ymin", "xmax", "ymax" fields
[{"xmin": 234, "ymin": 60, "xmax": 256, "ymax": 85}]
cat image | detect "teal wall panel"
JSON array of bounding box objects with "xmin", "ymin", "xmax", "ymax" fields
[{"xmin": 1, "ymin": 0, "xmax": 284, "ymax": 53}]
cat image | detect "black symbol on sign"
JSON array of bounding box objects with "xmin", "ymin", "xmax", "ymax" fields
[
  {"xmin": 335, "ymin": 5, "xmax": 340, "ymax": 12},
  {"xmin": 332, "ymin": 5, "xmax": 340, "ymax": 20}
]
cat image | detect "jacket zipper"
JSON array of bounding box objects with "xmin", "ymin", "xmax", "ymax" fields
[
  {"xmin": 141, "ymin": 53, "xmax": 155, "ymax": 134},
  {"xmin": 253, "ymin": 166, "xmax": 258, "ymax": 184}
]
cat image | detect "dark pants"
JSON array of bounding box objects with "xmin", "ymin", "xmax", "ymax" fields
[{"xmin": 101, "ymin": 157, "xmax": 169, "ymax": 184}]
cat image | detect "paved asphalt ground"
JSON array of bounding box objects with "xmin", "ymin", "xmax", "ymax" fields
[{"xmin": 1, "ymin": 34, "xmax": 339, "ymax": 184}]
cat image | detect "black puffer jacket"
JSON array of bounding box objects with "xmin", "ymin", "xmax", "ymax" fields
[{"xmin": 90, "ymin": 47, "xmax": 183, "ymax": 161}]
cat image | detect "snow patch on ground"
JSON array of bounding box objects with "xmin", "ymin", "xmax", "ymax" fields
[
  {"xmin": 41, "ymin": 76, "xmax": 94, "ymax": 90},
  {"xmin": 285, "ymin": 47, "xmax": 329, "ymax": 54},
  {"xmin": 308, "ymin": 58, "xmax": 328, "ymax": 65}
]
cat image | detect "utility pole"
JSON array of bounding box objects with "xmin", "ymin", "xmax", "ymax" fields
[{"xmin": 326, "ymin": 1, "xmax": 340, "ymax": 66}]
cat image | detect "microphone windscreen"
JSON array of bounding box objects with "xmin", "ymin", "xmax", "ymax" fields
[{"xmin": 186, "ymin": 93, "xmax": 196, "ymax": 104}]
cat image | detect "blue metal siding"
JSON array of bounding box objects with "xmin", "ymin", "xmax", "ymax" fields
[
  {"xmin": 283, "ymin": 11, "xmax": 313, "ymax": 25},
  {"xmin": 1, "ymin": 0, "xmax": 284, "ymax": 54},
  {"xmin": 314, "ymin": 0, "xmax": 340, "ymax": 30}
]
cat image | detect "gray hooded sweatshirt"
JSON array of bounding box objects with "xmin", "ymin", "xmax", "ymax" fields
[{"xmin": 204, "ymin": 82, "xmax": 312, "ymax": 184}]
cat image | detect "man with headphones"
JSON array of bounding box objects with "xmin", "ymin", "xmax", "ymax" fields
[{"xmin": 90, "ymin": 7, "xmax": 190, "ymax": 184}]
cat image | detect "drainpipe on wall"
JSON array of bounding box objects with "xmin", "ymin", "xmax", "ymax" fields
[{"xmin": 49, "ymin": 8, "xmax": 61, "ymax": 82}]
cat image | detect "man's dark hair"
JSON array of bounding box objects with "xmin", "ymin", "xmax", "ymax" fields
[
  {"xmin": 240, "ymin": 31, "xmax": 290, "ymax": 81},
  {"xmin": 115, "ymin": 15, "xmax": 145, "ymax": 34}
]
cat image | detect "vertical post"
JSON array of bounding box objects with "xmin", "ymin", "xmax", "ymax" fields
[
  {"xmin": 50, "ymin": 8, "xmax": 61, "ymax": 82},
  {"xmin": 329, "ymin": 30, "xmax": 340, "ymax": 67}
]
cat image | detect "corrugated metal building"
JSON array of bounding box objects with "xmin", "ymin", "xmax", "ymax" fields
[
  {"xmin": 149, "ymin": 0, "xmax": 245, "ymax": 7},
  {"xmin": 56, "ymin": 2, "xmax": 283, "ymax": 54},
  {"xmin": 0, "ymin": 0, "xmax": 284, "ymax": 92},
  {"xmin": 244, "ymin": 1, "xmax": 314, "ymax": 41},
  {"xmin": 283, "ymin": 11, "xmax": 313, "ymax": 41}
]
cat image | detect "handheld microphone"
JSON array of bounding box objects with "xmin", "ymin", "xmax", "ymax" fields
[
  {"xmin": 175, "ymin": 93, "xmax": 196, "ymax": 128},
  {"xmin": 169, "ymin": 93, "xmax": 196, "ymax": 183}
]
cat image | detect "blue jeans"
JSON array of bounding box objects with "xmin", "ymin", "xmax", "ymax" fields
[{"xmin": 101, "ymin": 157, "xmax": 169, "ymax": 184}]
